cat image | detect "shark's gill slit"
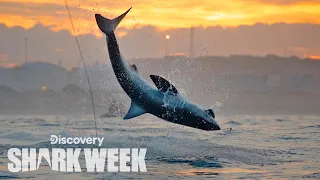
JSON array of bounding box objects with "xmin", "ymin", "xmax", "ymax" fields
[{"xmin": 64, "ymin": 0, "xmax": 98, "ymax": 137}]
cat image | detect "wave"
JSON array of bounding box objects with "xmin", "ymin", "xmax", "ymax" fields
[
  {"xmin": 299, "ymin": 125, "xmax": 320, "ymax": 129},
  {"xmin": 225, "ymin": 120, "xmax": 242, "ymax": 125},
  {"xmin": 2, "ymin": 132, "xmax": 38, "ymax": 141},
  {"xmin": 159, "ymin": 157, "xmax": 223, "ymax": 168},
  {"xmin": 302, "ymin": 172, "xmax": 320, "ymax": 179},
  {"xmin": 275, "ymin": 118, "xmax": 290, "ymax": 122},
  {"xmin": 280, "ymin": 136, "xmax": 309, "ymax": 140}
]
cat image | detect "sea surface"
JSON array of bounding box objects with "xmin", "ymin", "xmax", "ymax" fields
[{"xmin": 0, "ymin": 114, "xmax": 319, "ymax": 179}]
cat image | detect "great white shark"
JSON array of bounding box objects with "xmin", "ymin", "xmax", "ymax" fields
[{"xmin": 95, "ymin": 8, "xmax": 220, "ymax": 131}]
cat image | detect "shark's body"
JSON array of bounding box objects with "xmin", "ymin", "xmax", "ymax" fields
[{"xmin": 95, "ymin": 8, "xmax": 220, "ymax": 131}]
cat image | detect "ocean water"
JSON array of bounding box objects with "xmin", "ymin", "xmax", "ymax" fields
[{"xmin": 0, "ymin": 114, "xmax": 319, "ymax": 179}]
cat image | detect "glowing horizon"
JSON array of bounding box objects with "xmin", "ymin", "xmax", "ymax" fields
[{"xmin": 0, "ymin": 0, "xmax": 320, "ymax": 36}]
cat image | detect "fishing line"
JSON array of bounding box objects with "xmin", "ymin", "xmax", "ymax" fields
[
  {"xmin": 213, "ymin": 127, "xmax": 233, "ymax": 144},
  {"xmin": 64, "ymin": 0, "xmax": 98, "ymax": 137},
  {"xmin": 199, "ymin": 127, "xmax": 233, "ymax": 160},
  {"xmin": 211, "ymin": 120, "xmax": 265, "ymax": 159}
]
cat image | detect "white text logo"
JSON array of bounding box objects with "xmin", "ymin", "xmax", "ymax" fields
[{"xmin": 7, "ymin": 148, "xmax": 147, "ymax": 172}]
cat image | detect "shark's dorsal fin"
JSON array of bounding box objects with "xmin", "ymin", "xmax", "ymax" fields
[
  {"xmin": 150, "ymin": 75, "xmax": 179, "ymax": 95},
  {"xmin": 124, "ymin": 101, "xmax": 146, "ymax": 120},
  {"xmin": 130, "ymin": 64, "xmax": 138, "ymax": 72}
]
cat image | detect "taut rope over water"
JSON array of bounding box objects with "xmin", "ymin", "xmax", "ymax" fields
[{"xmin": 64, "ymin": 0, "xmax": 98, "ymax": 137}]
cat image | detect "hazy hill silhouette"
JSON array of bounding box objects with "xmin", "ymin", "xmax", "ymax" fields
[
  {"xmin": 0, "ymin": 55, "xmax": 319, "ymax": 115},
  {"xmin": 0, "ymin": 85, "xmax": 16, "ymax": 94},
  {"xmin": 16, "ymin": 62, "xmax": 66, "ymax": 72}
]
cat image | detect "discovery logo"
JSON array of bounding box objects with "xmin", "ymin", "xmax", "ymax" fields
[{"xmin": 50, "ymin": 135, "xmax": 104, "ymax": 146}]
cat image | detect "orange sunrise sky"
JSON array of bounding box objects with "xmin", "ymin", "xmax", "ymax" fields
[
  {"xmin": 1, "ymin": 0, "xmax": 320, "ymax": 35},
  {"xmin": 1, "ymin": 0, "xmax": 320, "ymax": 68}
]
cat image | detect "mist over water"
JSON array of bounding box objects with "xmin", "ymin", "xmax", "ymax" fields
[{"xmin": 0, "ymin": 56, "xmax": 319, "ymax": 179}]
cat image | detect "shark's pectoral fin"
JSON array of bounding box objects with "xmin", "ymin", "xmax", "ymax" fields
[
  {"xmin": 150, "ymin": 75, "xmax": 179, "ymax": 95},
  {"xmin": 123, "ymin": 101, "xmax": 146, "ymax": 120},
  {"xmin": 130, "ymin": 64, "xmax": 138, "ymax": 72}
]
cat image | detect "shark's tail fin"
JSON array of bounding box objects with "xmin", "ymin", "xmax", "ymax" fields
[{"xmin": 95, "ymin": 8, "xmax": 131, "ymax": 35}]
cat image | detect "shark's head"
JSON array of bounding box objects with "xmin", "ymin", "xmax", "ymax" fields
[{"xmin": 197, "ymin": 108, "xmax": 220, "ymax": 131}]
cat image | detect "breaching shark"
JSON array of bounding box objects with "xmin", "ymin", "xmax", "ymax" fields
[{"xmin": 95, "ymin": 8, "xmax": 220, "ymax": 130}]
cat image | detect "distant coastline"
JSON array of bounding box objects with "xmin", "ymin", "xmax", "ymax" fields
[{"xmin": 0, "ymin": 55, "xmax": 319, "ymax": 115}]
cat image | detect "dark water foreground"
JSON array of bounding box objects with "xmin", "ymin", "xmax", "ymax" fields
[{"xmin": 0, "ymin": 115, "xmax": 319, "ymax": 179}]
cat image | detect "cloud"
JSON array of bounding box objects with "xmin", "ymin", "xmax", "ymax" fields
[
  {"xmin": 246, "ymin": 0, "xmax": 318, "ymax": 5},
  {"xmin": 1, "ymin": 22, "xmax": 320, "ymax": 68},
  {"xmin": 0, "ymin": 0, "xmax": 320, "ymax": 35}
]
